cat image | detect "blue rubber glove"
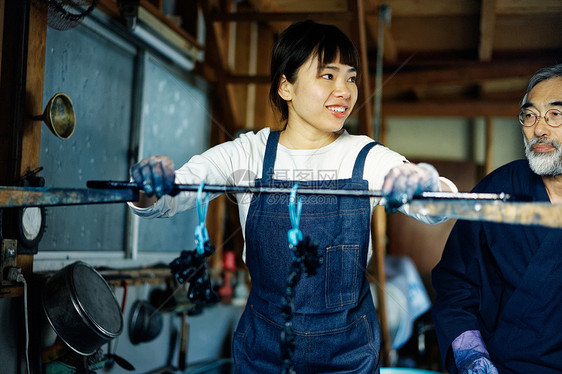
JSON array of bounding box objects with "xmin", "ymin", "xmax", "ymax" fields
[
  {"xmin": 130, "ymin": 155, "xmax": 175, "ymax": 198},
  {"xmin": 452, "ymin": 330, "xmax": 498, "ymax": 374},
  {"xmin": 380, "ymin": 162, "xmax": 440, "ymax": 212}
]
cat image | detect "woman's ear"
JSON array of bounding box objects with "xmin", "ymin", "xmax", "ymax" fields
[{"xmin": 278, "ymin": 75, "xmax": 292, "ymax": 101}]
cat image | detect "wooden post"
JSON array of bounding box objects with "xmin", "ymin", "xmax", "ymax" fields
[
  {"xmin": 348, "ymin": 0, "xmax": 373, "ymax": 137},
  {"xmin": 0, "ymin": 0, "xmax": 47, "ymax": 277},
  {"xmin": 485, "ymin": 117, "xmax": 494, "ymax": 175}
]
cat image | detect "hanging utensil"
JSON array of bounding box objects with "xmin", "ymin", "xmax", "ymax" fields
[
  {"xmin": 128, "ymin": 300, "xmax": 163, "ymax": 345},
  {"xmin": 41, "ymin": 261, "xmax": 123, "ymax": 356},
  {"xmin": 32, "ymin": 93, "xmax": 76, "ymax": 140}
]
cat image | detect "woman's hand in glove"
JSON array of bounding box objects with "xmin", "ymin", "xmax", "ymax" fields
[
  {"xmin": 130, "ymin": 155, "xmax": 175, "ymax": 199},
  {"xmin": 380, "ymin": 162, "xmax": 440, "ymax": 212}
]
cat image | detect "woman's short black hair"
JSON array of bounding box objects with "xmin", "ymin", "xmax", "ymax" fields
[{"xmin": 269, "ymin": 20, "xmax": 360, "ymax": 122}]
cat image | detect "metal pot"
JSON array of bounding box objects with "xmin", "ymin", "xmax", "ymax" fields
[
  {"xmin": 42, "ymin": 261, "xmax": 123, "ymax": 355},
  {"xmin": 128, "ymin": 300, "xmax": 163, "ymax": 345}
]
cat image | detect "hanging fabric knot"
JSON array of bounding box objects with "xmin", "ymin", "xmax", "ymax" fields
[
  {"xmin": 287, "ymin": 184, "xmax": 303, "ymax": 249},
  {"xmin": 281, "ymin": 183, "xmax": 324, "ymax": 374},
  {"xmin": 169, "ymin": 182, "xmax": 220, "ymax": 311},
  {"xmin": 194, "ymin": 182, "xmax": 210, "ymax": 255}
]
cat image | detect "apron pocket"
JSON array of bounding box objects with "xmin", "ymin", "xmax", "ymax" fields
[
  {"xmin": 303, "ymin": 314, "xmax": 380, "ymax": 373},
  {"xmin": 325, "ymin": 244, "xmax": 360, "ymax": 309}
]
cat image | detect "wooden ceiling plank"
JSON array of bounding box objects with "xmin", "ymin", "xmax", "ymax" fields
[
  {"xmin": 248, "ymin": 0, "xmax": 284, "ymax": 12},
  {"xmin": 225, "ymin": 73, "xmax": 269, "ymax": 84},
  {"xmin": 479, "ymin": 0, "xmax": 496, "ymax": 62},
  {"xmin": 381, "ymin": 100, "xmax": 520, "ymax": 117},
  {"xmin": 210, "ymin": 11, "xmax": 354, "ymax": 22},
  {"xmin": 140, "ymin": 0, "xmax": 203, "ymax": 49},
  {"xmin": 380, "ymin": 61, "xmax": 549, "ymax": 91},
  {"xmin": 246, "ymin": 0, "xmax": 291, "ymax": 32},
  {"xmin": 496, "ymin": 0, "xmax": 562, "ymax": 14},
  {"xmin": 364, "ymin": 0, "xmax": 480, "ymax": 16}
]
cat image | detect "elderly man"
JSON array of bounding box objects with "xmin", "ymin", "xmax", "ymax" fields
[{"xmin": 432, "ymin": 63, "xmax": 562, "ymax": 374}]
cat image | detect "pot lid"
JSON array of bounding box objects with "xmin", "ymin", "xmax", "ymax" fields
[{"xmin": 70, "ymin": 262, "xmax": 123, "ymax": 336}]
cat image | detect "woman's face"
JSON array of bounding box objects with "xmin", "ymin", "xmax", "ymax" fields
[{"xmin": 280, "ymin": 54, "xmax": 358, "ymax": 134}]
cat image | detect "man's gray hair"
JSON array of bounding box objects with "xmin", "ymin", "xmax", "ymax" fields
[{"xmin": 522, "ymin": 63, "xmax": 562, "ymax": 105}]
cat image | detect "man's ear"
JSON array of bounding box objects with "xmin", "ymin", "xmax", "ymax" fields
[{"xmin": 278, "ymin": 75, "xmax": 292, "ymax": 101}]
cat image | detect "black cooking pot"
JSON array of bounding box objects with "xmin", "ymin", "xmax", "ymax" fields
[
  {"xmin": 128, "ymin": 300, "xmax": 163, "ymax": 344},
  {"xmin": 42, "ymin": 261, "xmax": 123, "ymax": 355}
]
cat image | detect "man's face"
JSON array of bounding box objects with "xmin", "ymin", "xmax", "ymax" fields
[{"xmin": 522, "ymin": 77, "xmax": 562, "ymax": 176}]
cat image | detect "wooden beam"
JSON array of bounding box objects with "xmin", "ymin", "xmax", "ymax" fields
[
  {"xmin": 367, "ymin": 0, "xmax": 562, "ymax": 16},
  {"xmin": 21, "ymin": 0, "xmax": 47, "ymax": 179},
  {"xmin": 201, "ymin": 1, "xmax": 240, "ymax": 133},
  {"xmin": 484, "ymin": 117, "xmax": 494, "ymax": 174},
  {"xmin": 364, "ymin": 0, "xmax": 480, "ymax": 16},
  {"xmin": 97, "ymin": 0, "xmax": 121, "ymax": 18},
  {"xmin": 348, "ymin": 0, "xmax": 373, "ymax": 137},
  {"xmin": 140, "ymin": 0, "xmax": 204, "ymax": 49},
  {"xmin": 0, "ymin": 0, "xmax": 26, "ymax": 186},
  {"xmin": 381, "ymin": 100, "xmax": 520, "ymax": 117},
  {"xmin": 224, "ymin": 73, "xmax": 269, "ymax": 84},
  {"xmin": 210, "ymin": 11, "xmax": 354, "ymax": 22},
  {"xmin": 371, "ymin": 206, "xmax": 391, "ymax": 367},
  {"xmin": 479, "ymin": 0, "xmax": 496, "ymax": 62},
  {"xmin": 380, "ymin": 61, "xmax": 547, "ymax": 92},
  {"xmin": 0, "ymin": 0, "xmax": 4, "ymax": 73},
  {"xmin": 496, "ymin": 0, "xmax": 562, "ymax": 14},
  {"xmin": 246, "ymin": 0, "xmax": 290, "ymax": 33}
]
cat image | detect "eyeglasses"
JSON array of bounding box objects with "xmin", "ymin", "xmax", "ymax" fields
[{"xmin": 518, "ymin": 108, "xmax": 562, "ymax": 128}]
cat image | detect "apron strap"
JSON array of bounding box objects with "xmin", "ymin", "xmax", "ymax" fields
[
  {"xmin": 352, "ymin": 141, "xmax": 379, "ymax": 181},
  {"xmin": 263, "ymin": 131, "xmax": 379, "ymax": 182},
  {"xmin": 262, "ymin": 130, "xmax": 281, "ymax": 181}
]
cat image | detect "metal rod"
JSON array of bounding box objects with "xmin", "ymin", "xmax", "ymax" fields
[
  {"xmin": 2, "ymin": 182, "xmax": 561, "ymax": 228},
  {"xmin": 86, "ymin": 180, "xmax": 516, "ymax": 201},
  {"xmin": 0, "ymin": 185, "xmax": 139, "ymax": 208}
]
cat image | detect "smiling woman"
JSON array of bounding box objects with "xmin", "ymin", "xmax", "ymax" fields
[
  {"xmin": 128, "ymin": 20, "xmax": 456, "ymax": 373},
  {"xmin": 277, "ymin": 57, "xmax": 358, "ymax": 144}
]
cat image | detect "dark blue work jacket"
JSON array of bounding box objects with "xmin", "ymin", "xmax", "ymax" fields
[{"xmin": 432, "ymin": 159, "xmax": 562, "ymax": 374}]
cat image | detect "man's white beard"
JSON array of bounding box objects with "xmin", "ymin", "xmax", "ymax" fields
[{"xmin": 524, "ymin": 136, "xmax": 562, "ymax": 176}]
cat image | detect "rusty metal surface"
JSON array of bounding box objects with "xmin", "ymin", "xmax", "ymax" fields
[
  {"xmin": 408, "ymin": 199, "xmax": 562, "ymax": 229},
  {"xmin": 0, "ymin": 186, "xmax": 138, "ymax": 208}
]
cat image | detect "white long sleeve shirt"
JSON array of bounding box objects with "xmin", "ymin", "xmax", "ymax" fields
[{"xmin": 129, "ymin": 128, "xmax": 452, "ymax": 259}]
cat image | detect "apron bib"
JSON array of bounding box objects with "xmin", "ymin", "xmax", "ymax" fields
[{"xmin": 233, "ymin": 131, "xmax": 381, "ymax": 373}]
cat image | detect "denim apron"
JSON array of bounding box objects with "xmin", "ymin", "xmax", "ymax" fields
[{"xmin": 233, "ymin": 131, "xmax": 381, "ymax": 373}]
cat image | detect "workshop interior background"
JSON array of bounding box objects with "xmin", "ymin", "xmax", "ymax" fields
[{"xmin": 0, "ymin": 0, "xmax": 561, "ymax": 373}]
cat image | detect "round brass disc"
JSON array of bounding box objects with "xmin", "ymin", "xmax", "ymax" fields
[{"xmin": 40, "ymin": 93, "xmax": 76, "ymax": 140}]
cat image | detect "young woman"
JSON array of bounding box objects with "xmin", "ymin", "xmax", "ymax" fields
[{"xmin": 129, "ymin": 20, "xmax": 455, "ymax": 373}]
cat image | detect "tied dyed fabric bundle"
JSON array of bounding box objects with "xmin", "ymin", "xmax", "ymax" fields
[
  {"xmin": 169, "ymin": 183, "xmax": 220, "ymax": 309},
  {"xmin": 169, "ymin": 243, "xmax": 220, "ymax": 307},
  {"xmin": 281, "ymin": 186, "xmax": 324, "ymax": 373}
]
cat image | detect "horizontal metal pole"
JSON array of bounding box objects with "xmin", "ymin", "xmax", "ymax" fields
[
  {"xmin": 0, "ymin": 186, "xmax": 138, "ymax": 208},
  {"xmin": 86, "ymin": 180, "xmax": 515, "ymax": 201},
  {"xmin": 4, "ymin": 181, "xmax": 560, "ymax": 229}
]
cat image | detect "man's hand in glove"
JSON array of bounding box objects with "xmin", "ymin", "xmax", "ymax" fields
[{"xmin": 452, "ymin": 330, "xmax": 499, "ymax": 374}]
